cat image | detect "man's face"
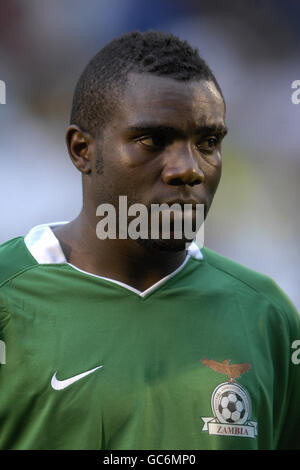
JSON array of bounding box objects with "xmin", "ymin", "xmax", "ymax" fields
[{"xmin": 91, "ymin": 72, "xmax": 227, "ymax": 250}]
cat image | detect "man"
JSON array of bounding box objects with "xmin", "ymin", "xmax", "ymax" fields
[{"xmin": 0, "ymin": 30, "xmax": 299, "ymax": 450}]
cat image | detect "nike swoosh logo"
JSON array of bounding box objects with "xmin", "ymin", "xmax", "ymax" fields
[{"xmin": 51, "ymin": 365, "xmax": 103, "ymax": 390}]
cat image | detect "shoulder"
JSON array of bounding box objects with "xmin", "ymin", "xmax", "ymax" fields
[
  {"xmin": 201, "ymin": 245, "xmax": 277, "ymax": 294},
  {"xmin": 0, "ymin": 236, "xmax": 38, "ymax": 288},
  {"xmin": 200, "ymin": 245, "xmax": 299, "ymax": 326}
]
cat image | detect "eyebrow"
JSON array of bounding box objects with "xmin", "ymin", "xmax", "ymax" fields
[{"xmin": 125, "ymin": 123, "xmax": 228, "ymax": 138}]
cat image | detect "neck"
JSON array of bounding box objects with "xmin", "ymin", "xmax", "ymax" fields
[{"xmin": 52, "ymin": 211, "xmax": 188, "ymax": 292}]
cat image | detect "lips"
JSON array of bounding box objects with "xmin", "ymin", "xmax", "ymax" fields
[{"xmin": 157, "ymin": 199, "xmax": 203, "ymax": 209}]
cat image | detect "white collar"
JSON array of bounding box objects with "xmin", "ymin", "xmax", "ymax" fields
[{"xmin": 24, "ymin": 221, "xmax": 203, "ymax": 297}]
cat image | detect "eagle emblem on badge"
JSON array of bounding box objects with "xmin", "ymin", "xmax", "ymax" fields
[
  {"xmin": 200, "ymin": 358, "xmax": 258, "ymax": 438},
  {"xmin": 201, "ymin": 358, "xmax": 251, "ymax": 383}
]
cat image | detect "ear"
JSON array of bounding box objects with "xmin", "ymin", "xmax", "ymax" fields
[{"xmin": 65, "ymin": 125, "xmax": 94, "ymax": 175}]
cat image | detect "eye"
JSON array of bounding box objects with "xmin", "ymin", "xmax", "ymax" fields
[
  {"xmin": 138, "ymin": 136, "xmax": 155, "ymax": 147},
  {"xmin": 136, "ymin": 134, "xmax": 166, "ymax": 150},
  {"xmin": 196, "ymin": 137, "xmax": 218, "ymax": 153}
]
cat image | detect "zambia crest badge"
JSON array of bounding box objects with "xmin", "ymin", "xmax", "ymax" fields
[{"xmin": 200, "ymin": 358, "xmax": 258, "ymax": 438}]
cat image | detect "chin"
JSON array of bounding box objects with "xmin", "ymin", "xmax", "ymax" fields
[{"xmin": 135, "ymin": 236, "xmax": 192, "ymax": 253}]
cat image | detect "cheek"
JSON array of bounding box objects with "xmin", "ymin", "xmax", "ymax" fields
[
  {"xmin": 107, "ymin": 141, "xmax": 148, "ymax": 169},
  {"xmin": 201, "ymin": 152, "xmax": 222, "ymax": 190},
  {"xmin": 212, "ymin": 157, "xmax": 222, "ymax": 184}
]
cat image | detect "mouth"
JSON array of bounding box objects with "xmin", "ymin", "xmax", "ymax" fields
[
  {"xmin": 148, "ymin": 199, "xmax": 205, "ymax": 237},
  {"xmin": 155, "ymin": 199, "xmax": 203, "ymax": 209}
]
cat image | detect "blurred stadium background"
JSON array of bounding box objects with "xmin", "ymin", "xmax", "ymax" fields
[{"xmin": 0, "ymin": 0, "xmax": 299, "ymax": 310}]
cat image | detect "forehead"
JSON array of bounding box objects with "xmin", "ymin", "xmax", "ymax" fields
[{"xmin": 114, "ymin": 72, "xmax": 225, "ymax": 131}]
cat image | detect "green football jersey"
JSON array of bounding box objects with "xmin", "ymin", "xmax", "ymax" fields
[{"xmin": 0, "ymin": 222, "xmax": 299, "ymax": 450}]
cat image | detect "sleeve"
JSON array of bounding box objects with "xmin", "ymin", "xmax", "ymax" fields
[
  {"xmin": 275, "ymin": 291, "xmax": 300, "ymax": 450},
  {"xmin": 0, "ymin": 302, "xmax": 7, "ymax": 367}
]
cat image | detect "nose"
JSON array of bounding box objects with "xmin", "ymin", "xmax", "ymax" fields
[{"xmin": 161, "ymin": 143, "xmax": 204, "ymax": 186}]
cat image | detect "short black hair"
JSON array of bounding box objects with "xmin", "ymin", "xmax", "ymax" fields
[{"xmin": 70, "ymin": 30, "xmax": 224, "ymax": 137}]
